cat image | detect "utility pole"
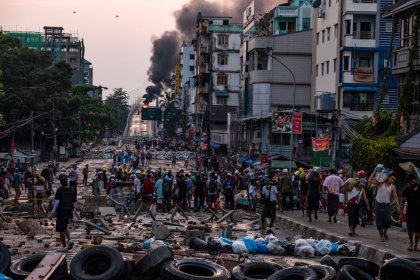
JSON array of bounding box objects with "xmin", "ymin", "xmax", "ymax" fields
[
  {"xmin": 53, "ymin": 101, "xmax": 57, "ymax": 150},
  {"xmin": 31, "ymin": 111, "xmax": 34, "ymax": 153}
]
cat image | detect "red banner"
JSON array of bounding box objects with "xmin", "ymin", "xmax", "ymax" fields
[
  {"xmin": 312, "ymin": 137, "xmax": 330, "ymax": 152},
  {"xmin": 260, "ymin": 153, "xmax": 269, "ymax": 164},
  {"xmin": 292, "ymin": 111, "xmax": 303, "ymax": 134}
]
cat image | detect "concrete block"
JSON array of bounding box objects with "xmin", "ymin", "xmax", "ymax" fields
[{"xmin": 153, "ymin": 225, "xmax": 171, "ymax": 240}]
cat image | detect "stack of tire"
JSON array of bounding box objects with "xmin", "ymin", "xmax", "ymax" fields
[{"xmin": 319, "ymin": 255, "xmax": 420, "ymax": 280}]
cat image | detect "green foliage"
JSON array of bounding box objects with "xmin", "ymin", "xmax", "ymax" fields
[
  {"xmin": 351, "ymin": 136, "xmax": 398, "ymax": 172},
  {"xmin": 105, "ymin": 88, "xmax": 130, "ymax": 134},
  {"xmin": 159, "ymin": 91, "xmax": 179, "ymax": 109},
  {"xmin": 353, "ymin": 110, "xmax": 399, "ymax": 137},
  {"xmin": 0, "ymin": 33, "xmax": 112, "ymax": 143}
]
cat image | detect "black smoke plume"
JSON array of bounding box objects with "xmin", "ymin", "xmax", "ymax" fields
[{"xmin": 144, "ymin": 0, "xmax": 279, "ymax": 104}]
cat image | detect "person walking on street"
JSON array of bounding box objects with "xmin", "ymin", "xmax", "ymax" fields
[
  {"xmin": 402, "ymin": 174, "xmax": 420, "ymax": 251},
  {"xmin": 163, "ymin": 171, "xmax": 173, "ymax": 213},
  {"xmin": 69, "ymin": 164, "xmax": 80, "ymax": 197},
  {"xmin": 142, "ymin": 174, "xmax": 154, "ymax": 206},
  {"xmin": 194, "ymin": 174, "xmax": 206, "ymax": 211},
  {"xmin": 323, "ymin": 169, "xmax": 344, "ymax": 223},
  {"xmin": 224, "ymin": 173, "xmax": 235, "ymax": 210},
  {"xmin": 12, "ymin": 169, "xmax": 22, "ymax": 205},
  {"xmin": 280, "ymin": 169, "xmax": 294, "ymax": 211},
  {"xmin": 155, "ymin": 173, "xmax": 164, "ymax": 211},
  {"xmin": 171, "ymin": 154, "xmax": 177, "ymax": 169},
  {"xmin": 344, "ymin": 179, "xmax": 370, "ymax": 236},
  {"xmin": 50, "ymin": 174, "xmax": 76, "ymax": 252},
  {"xmin": 248, "ymin": 179, "xmax": 257, "ymax": 212},
  {"xmin": 261, "ymin": 180, "xmax": 278, "ymax": 233},
  {"xmin": 82, "ymin": 164, "xmax": 89, "ymax": 186},
  {"xmin": 207, "ymin": 174, "xmax": 218, "ymax": 210},
  {"xmin": 307, "ymin": 171, "xmax": 321, "ymax": 222},
  {"xmin": 369, "ymin": 171, "xmax": 401, "ymax": 242},
  {"xmin": 177, "ymin": 173, "xmax": 188, "ymax": 210}
]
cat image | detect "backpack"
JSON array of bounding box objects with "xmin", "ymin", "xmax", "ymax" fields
[
  {"xmin": 208, "ymin": 180, "xmax": 217, "ymax": 194},
  {"xmin": 163, "ymin": 179, "xmax": 172, "ymax": 194}
]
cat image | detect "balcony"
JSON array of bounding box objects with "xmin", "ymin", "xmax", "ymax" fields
[
  {"xmin": 353, "ymin": 30, "xmax": 375, "ymax": 40},
  {"xmin": 346, "ymin": 0, "xmax": 377, "ymax": 13},
  {"xmin": 392, "ymin": 46, "xmax": 420, "ymax": 74},
  {"xmin": 199, "ymin": 63, "xmax": 209, "ymax": 73},
  {"xmin": 353, "ymin": 67, "xmax": 374, "ymax": 82},
  {"xmin": 275, "ymin": 6, "xmax": 298, "ymax": 18},
  {"xmin": 199, "ymin": 84, "xmax": 209, "ymax": 94},
  {"xmin": 200, "ymin": 46, "xmax": 209, "ymax": 53},
  {"xmin": 208, "ymin": 24, "xmax": 243, "ymax": 33},
  {"xmin": 344, "ymin": 102, "xmax": 374, "ymax": 111}
]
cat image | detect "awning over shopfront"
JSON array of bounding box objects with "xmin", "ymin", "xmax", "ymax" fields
[{"xmin": 342, "ymin": 87, "xmax": 378, "ymax": 92}]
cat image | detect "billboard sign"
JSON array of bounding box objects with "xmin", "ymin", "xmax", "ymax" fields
[
  {"xmin": 175, "ymin": 65, "xmax": 181, "ymax": 95},
  {"xmin": 312, "ymin": 137, "xmax": 330, "ymax": 152},
  {"xmin": 292, "ymin": 111, "xmax": 303, "ymax": 134},
  {"xmin": 272, "ymin": 112, "xmax": 292, "ymax": 133}
]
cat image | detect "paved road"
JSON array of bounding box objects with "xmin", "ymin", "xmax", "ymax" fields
[{"xmin": 127, "ymin": 110, "xmax": 155, "ymax": 138}]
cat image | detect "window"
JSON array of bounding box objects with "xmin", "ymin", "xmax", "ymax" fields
[
  {"xmin": 257, "ymin": 52, "xmax": 269, "ymax": 70},
  {"xmin": 343, "ymin": 56, "xmax": 350, "ymax": 71},
  {"xmin": 316, "ymin": 64, "xmax": 319, "ymax": 77},
  {"xmin": 216, "ymin": 97, "xmax": 227, "ymax": 105},
  {"xmin": 217, "ymin": 54, "xmax": 228, "ymax": 65},
  {"xmin": 329, "ymin": 0, "xmax": 331, "ymax": 6},
  {"xmin": 358, "ymin": 57, "xmax": 371, "ymax": 68},
  {"xmin": 217, "ymin": 74, "xmax": 228, "ymax": 85},
  {"xmin": 345, "ymin": 20, "xmax": 351, "ymax": 35},
  {"xmin": 279, "ymin": 22, "xmax": 287, "ymax": 31},
  {"xmin": 326, "ymin": 61, "xmax": 330, "ymax": 74},
  {"xmin": 302, "ymin": 18, "xmax": 311, "ymax": 30},
  {"xmin": 343, "ymin": 92, "xmax": 374, "ymax": 111},
  {"xmin": 218, "ymin": 35, "xmax": 229, "ymax": 46},
  {"xmin": 334, "ymin": 24, "xmax": 338, "ymax": 38},
  {"xmin": 327, "ymin": 27, "xmax": 331, "ymax": 41},
  {"xmin": 322, "ymin": 30, "xmax": 325, "ymax": 43},
  {"xmin": 321, "ymin": 63, "xmax": 324, "ymax": 75},
  {"xmin": 333, "ymin": 58, "xmax": 337, "ymax": 72},
  {"xmin": 189, "ymin": 65, "xmax": 195, "ymax": 71},
  {"xmin": 189, "ymin": 54, "xmax": 195, "ymax": 60},
  {"xmin": 317, "ymin": 32, "xmax": 320, "ymax": 45}
]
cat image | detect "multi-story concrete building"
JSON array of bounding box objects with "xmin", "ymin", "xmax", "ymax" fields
[
  {"xmin": 312, "ymin": 0, "xmax": 399, "ymax": 119},
  {"xmin": 239, "ymin": 1, "xmax": 313, "ymax": 166},
  {"xmin": 385, "ymin": 0, "xmax": 420, "ymax": 132},
  {"xmin": 179, "ymin": 42, "xmax": 196, "ymax": 137},
  {"xmin": 4, "ymin": 26, "xmax": 89, "ymax": 85},
  {"xmin": 194, "ymin": 14, "xmax": 242, "ymax": 149}
]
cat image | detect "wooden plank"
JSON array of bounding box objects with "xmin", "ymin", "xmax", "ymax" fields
[
  {"xmin": 216, "ymin": 210, "xmax": 234, "ymax": 224},
  {"xmin": 26, "ymin": 253, "xmax": 66, "ymax": 280},
  {"xmin": 82, "ymin": 219, "xmax": 111, "ymax": 235}
]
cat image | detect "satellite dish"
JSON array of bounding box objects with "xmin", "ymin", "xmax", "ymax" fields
[{"xmin": 312, "ymin": 0, "xmax": 321, "ymax": 8}]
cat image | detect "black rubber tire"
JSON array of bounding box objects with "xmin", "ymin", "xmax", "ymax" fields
[
  {"xmin": 0, "ymin": 241, "xmax": 10, "ymax": 274},
  {"xmin": 160, "ymin": 257, "xmax": 230, "ymax": 280},
  {"xmin": 380, "ymin": 258, "xmax": 420, "ymax": 280},
  {"xmin": 268, "ymin": 267, "xmax": 317, "ymax": 280},
  {"xmin": 336, "ymin": 265, "xmax": 374, "ymax": 280},
  {"xmin": 134, "ymin": 246, "xmax": 173, "ymax": 277},
  {"xmin": 338, "ymin": 257, "xmax": 379, "ymax": 278},
  {"xmin": 70, "ymin": 245, "xmax": 125, "ymax": 280},
  {"xmin": 232, "ymin": 261, "xmax": 283, "ymax": 280},
  {"xmin": 9, "ymin": 253, "xmax": 47, "ymax": 280},
  {"xmin": 320, "ymin": 255, "xmax": 340, "ymax": 273},
  {"xmin": 307, "ymin": 265, "xmax": 336, "ymax": 280},
  {"xmin": 124, "ymin": 258, "xmax": 136, "ymax": 276}
]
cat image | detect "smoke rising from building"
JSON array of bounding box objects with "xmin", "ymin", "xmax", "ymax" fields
[{"xmin": 143, "ymin": 0, "xmax": 278, "ymax": 104}]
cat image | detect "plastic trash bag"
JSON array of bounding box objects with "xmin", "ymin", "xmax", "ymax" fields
[
  {"xmin": 0, "ymin": 274, "xmax": 12, "ymax": 280},
  {"xmin": 242, "ymin": 236, "xmax": 258, "ymax": 254},
  {"xmin": 207, "ymin": 238, "xmax": 223, "ymax": 252},
  {"xmin": 189, "ymin": 237, "xmax": 208, "ymax": 251},
  {"xmin": 315, "ymin": 239, "xmax": 332, "ymax": 255},
  {"xmin": 330, "ymin": 242, "xmax": 339, "ymax": 255},
  {"xmin": 257, "ymin": 241, "xmax": 269, "ymax": 254},
  {"xmin": 267, "ymin": 240, "xmax": 286, "ymax": 255},
  {"xmin": 265, "ymin": 234, "xmax": 278, "ymax": 243},
  {"xmin": 232, "ymin": 240, "xmax": 249, "ymax": 254},
  {"xmin": 218, "ymin": 237, "xmax": 233, "ymax": 246},
  {"xmin": 294, "ymin": 245, "xmax": 315, "ymax": 258},
  {"xmin": 143, "ymin": 237, "xmax": 155, "ymax": 250},
  {"xmin": 305, "ymin": 238, "xmax": 318, "ymax": 248},
  {"xmin": 295, "ymin": 238, "xmax": 310, "ymax": 248},
  {"xmin": 255, "ymin": 237, "xmax": 265, "ymax": 243}
]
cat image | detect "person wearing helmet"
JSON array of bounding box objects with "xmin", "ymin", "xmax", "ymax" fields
[{"xmin": 279, "ymin": 169, "xmax": 293, "ymax": 212}]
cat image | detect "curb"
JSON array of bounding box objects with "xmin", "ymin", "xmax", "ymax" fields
[{"xmin": 276, "ymin": 215, "xmax": 409, "ymax": 264}]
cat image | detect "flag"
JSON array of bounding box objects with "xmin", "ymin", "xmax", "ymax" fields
[{"xmin": 312, "ymin": 137, "xmax": 330, "ymax": 152}]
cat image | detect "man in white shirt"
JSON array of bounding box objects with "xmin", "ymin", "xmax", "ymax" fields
[
  {"xmin": 134, "ymin": 171, "xmax": 142, "ymax": 200},
  {"xmin": 261, "ymin": 180, "xmax": 278, "ymax": 232},
  {"xmin": 323, "ymin": 169, "xmax": 344, "ymax": 223},
  {"xmin": 69, "ymin": 164, "xmax": 80, "ymax": 197}
]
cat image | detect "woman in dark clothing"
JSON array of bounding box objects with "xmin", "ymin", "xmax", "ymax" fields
[{"xmin": 307, "ymin": 171, "xmax": 321, "ymax": 222}]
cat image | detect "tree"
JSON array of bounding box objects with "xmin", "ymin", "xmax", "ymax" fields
[
  {"xmin": 105, "ymin": 88, "xmax": 130, "ymax": 134},
  {"xmin": 159, "ymin": 91, "xmax": 179, "ymax": 109}
]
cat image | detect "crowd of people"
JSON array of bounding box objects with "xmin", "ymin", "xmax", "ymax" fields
[{"xmin": 0, "ymin": 141, "xmax": 419, "ymax": 253}]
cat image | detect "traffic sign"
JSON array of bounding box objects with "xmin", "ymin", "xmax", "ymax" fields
[{"xmin": 141, "ymin": 107, "xmax": 161, "ymax": 121}]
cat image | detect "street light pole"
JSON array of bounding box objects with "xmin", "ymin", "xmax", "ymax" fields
[
  {"xmin": 267, "ymin": 51, "xmax": 296, "ymax": 171},
  {"xmin": 161, "ymin": 106, "xmax": 166, "ymax": 140}
]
